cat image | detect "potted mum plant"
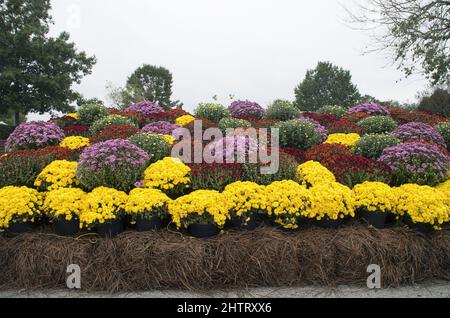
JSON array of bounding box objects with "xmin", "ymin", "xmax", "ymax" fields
[
  {"xmin": 43, "ymin": 188, "xmax": 87, "ymax": 236},
  {"xmin": 125, "ymin": 188, "xmax": 171, "ymax": 231},
  {"xmin": 168, "ymin": 190, "xmax": 231, "ymax": 238},
  {"xmin": 0, "ymin": 186, "xmax": 42, "ymax": 237},
  {"xmin": 81, "ymin": 187, "xmax": 128, "ymax": 237}
]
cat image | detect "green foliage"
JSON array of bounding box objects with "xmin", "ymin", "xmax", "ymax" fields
[
  {"xmin": 357, "ymin": 116, "xmax": 398, "ymax": 134},
  {"xmin": 0, "ymin": 0, "xmax": 96, "ymax": 118},
  {"xmin": 274, "ymin": 120, "xmax": 322, "ymax": 150},
  {"xmin": 354, "ymin": 134, "xmax": 401, "ymax": 159},
  {"xmin": 436, "ymin": 121, "xmax": 450, "ymax": 149},
  {"xmin": 317, "ymin": 105, "xmax": 347, "ymax": 118},
  {"xmin": 418, "ymin": 88, "xmax": 450, "ymax": 117},
  {"xmin": 266, "ymin": 100, "xmax": 299, "ymax": 121},
  {"xmin": 294, "ymin": 62, "xmax": 361, "ymax": 111},
  {"xmin": 194, "ymin": 103, "xmax": 229, "ymax": 123},
  {"xmin": 242, "ymin": 154, "xmax": 298, "ymax": 185},
  {"xmin": 78, "ymin": 102, "xmax": 109, "ymax": 125},
  {"xmin": 0, "ymin": 125, "xmax": 14, "ymax": 140},
  {"xmin": 218, "ymin": 118, "xmax": 251, "ymax": 132},
  {"xmin": 90, "ymin": 115, "xmax": 136, "ymax": 134},
  {"xmin": 128, "ymin": 133, "xmax": 170, "ymax": 163}
]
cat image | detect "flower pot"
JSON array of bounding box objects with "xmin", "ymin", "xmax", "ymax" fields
[
  {"xmin": 361, "ymin": 211, "xmax": 386, "ymax": 229},
  {"xmin": 136, "ymin": 215, "xmax": 162, "ymax": 231},
  {"xmin": 315, "ymin": 218, "xmax": 342, "ymax": 229},
  {"xmin": 231, "ymin": 215, "xmax": 258, "ymax": 231},
  {"xmin": 7, "ymin": 221, "xmax": 33, "ymax": 237},
  {"xmin": 188, "ymin": 223, "xmax": 218, "ymax": 238},
  {"xmin": 53, "ymin": 219, "xmax": 80, "ymax": 236},
  {"xmin": 404, "ymin": 216, "xmax": 433, "ymax": 234},
  {"xmin": 97, "ymin": 219, "xmax": 124, "ymax": 238}
]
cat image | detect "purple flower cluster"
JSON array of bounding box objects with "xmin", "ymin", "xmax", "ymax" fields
[
  {"xmin": 348, "ymin": 103, "xmax": 390, "ymax": 116},
  {"xmin": 78, "ymin": 139, "xmax": 149, "ymax": 172},
  {"xmin": 204, "ymin": 135, "xmax": 260, "ymax": 162},
  {"xmin": 142, "ymin": 121, "xmax": 180, "ymax": 135},
  {"xmin": 228, "ymin": 100, "xmax": 265, "ymax": 119},
  {"xmin": 378, "ymin": 142, "xmax": 449, "ymax": 185},
  {"xmin": 298, "ymin": 117, "xmax": 328, "ymax": 142},
  {"xmin": 125, "ymin": 100, "xmax": 164, "ymax": 116},
  {"xmin": 5, "ymin": 121, "xmax": 65, "ymax": 152},
  {"xmin": 392, "ymin": 122, "xmax": 446, "ymax": 148}
]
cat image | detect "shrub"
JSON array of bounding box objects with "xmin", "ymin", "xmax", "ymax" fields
[
  {"xmin": 218, "ymin": 117, "xmax": 251, "ymax": 131},
  {"xmin": 305, "ymin": 143, "xmax": 352, "ymax": 166},
  {"xmin": 142, "ymin": 121, "xmax": 180, "ymax": 135},
  {"xmin": 435, "ymin": 121, "xmax": 450, "ymax": 149},
  {"xmin": 90, "ymin": 115, "xmax": 136, "ymax": 134},
  {"xmin": 0, "ymin": 186, "xmax": 43, "ymax": 229},
  {"xmin": 78, "ymin": 102, "xmax": 109, "ymax": 125},
  {"xmin": 0, "ymin": 125, "xmax": 14, "ymax": 140},
  {"xmin": 348, "ymin": 103, "xmax": 390, "ymax": 115},
  {"xmin": 354, "ymin": 134, "xmax": 401, "ymax": 159},
  {"xmin": 275, "ymin": 120, "xmax": 322, "ymax": 150},
  {"xmin": 6, "ymin": 121, "xmax": 65, "ymax": 152},
  {"xmin": 357, "ymin": 116, "xmax": 398, "ymax": 134},
  {"xmin": 328, "ymin": 120, "xmax": 365, "ymax": 135},
  {"xmin": 266, "ymin": 100, "xmax": 299, "ymax": 121},
  {"xmin": 418, "ymin": 88, "xmax": 450, "ymax": 117},
  {"xmin": 125, "ymin": 100, "xmax": 164, "ymax": 117},
  {"xmin": 76, "ymin": 139, "xmax": 149, "ymax": 192},
  {"xmin": 317, "ymin": 105, "xmax": 347, "ymax": 118},
  {"xmin": 379, "ymin": 142, "xmax": 449, "ymax": 186},
  {"xmin": 90, "ymin": 125, "xmax": 140, "ymax": 143},
  {"xmin": 34, "ymin": 160, "xmax": 78, "ymax": 191},
  {"xmin": 228, "ymin": 100, "xmax": 265, "ymax": 120},
  {"xmin": 128, "ymin": 133, "xmax": 170, "ymax": 163},
  {"xmin": 298, "ymin": 116, "xmax": 328, "ymax": 142},
  {"xmin": 392, "ymin": 122, "xmax": 446, "ymax": 147},
  {"xmin": 194, "ymin": 103, "xmax": 230, "ymax": 123}
]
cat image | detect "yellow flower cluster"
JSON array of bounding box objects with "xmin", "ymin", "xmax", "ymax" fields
[
  {"xmin": 175, "ymin": 115, "xmax": 196, "ymax": 126},
  {"xmin": 125, "ymin": 188, "xmax": 171, "ymax": 218},
  {"xmin": 324, "ymin": 133, "xmax": 361, "ymax": 147},
  {"xmin": 264, "ymin": 180, "xmax": 312, "ymax": 229},
  {"xmin": 436, "ymin": 180, "xmax": 450, "ymax": 207},
  {"xmin": 162, "ymin": 134, "xmax": 175, "ymax": 145},
  {"xmin": 353, "ymin": 182, "xmax": 396, "ymax": 213},
  {"xmin": 0, "ymin": 187, "xmax": 43, "ymax": 229},
  {"xmin": 43, "ymin": 188, "xmax": 87, "ymax": 222},
  {"xmin": 79, "ymin": 187, "xmax": 128, "ymax": 227},
  {"xmin": 168, "ymin": 190, "xmax": 231, "ymax": 228},
  {"xmin": 143, "ymin": 157, "xmax": 191, "ymax": 191},
  {"xmin": 34, "ymin": 160, "xmax": 79, "ymax": 191},
  {"xmin": 67, "ymin": 113, "xmax": 79, "ymax": 120},
  {"xmin": 296, "ymin": 161, "xmax": 336, "ymax": 188},
  {"xmin": 308, "ymin": 182, "xmax": 355, "ymax": 220},
  {"xmin": 59, "ymin": 136, "xmax": 90, "ymax": 150},
  {"xmin": 223, "ymin": 181, "xmax": 266, "ymax": 219},
  {"xmin": 394, "ymin": 184, "xmax": 449, "ymax": 226}
]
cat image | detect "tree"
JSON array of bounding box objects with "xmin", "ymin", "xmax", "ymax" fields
[
  {"xmin": 125, "ymin": 64, "xmax": 173, "ymax": 109},
  {"xmin": 294, "ymin": 62, "xmax": 361, "ymax": 111},
  {"xmin": 0, "ymin": 0, "xmax": 96, "ymax": 126},
  {"xmin": 418, "ymin": 87, "xmax": 450, "ymax": 116},
  {"xmin": 347, "ymin": 0, "xmax": 450, "ymax": 85}
]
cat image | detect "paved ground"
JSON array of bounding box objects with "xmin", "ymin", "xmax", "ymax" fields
[{"xmin": 1, "ymin": 282, "xmax": 449, "ymax": 298}]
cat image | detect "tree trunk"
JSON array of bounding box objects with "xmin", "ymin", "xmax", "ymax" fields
[{"xmin": 14, "ymin": 111, "xmax": 20, "ymax": 127}]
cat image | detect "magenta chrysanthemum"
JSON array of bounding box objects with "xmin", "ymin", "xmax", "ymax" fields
[
  {"xmin": 125, "ymin": 100, "xmax": 164, "ymax": 116},
  {"xmin": 6, "ymin": 121, "xmax": 65, "ymax": 152}
]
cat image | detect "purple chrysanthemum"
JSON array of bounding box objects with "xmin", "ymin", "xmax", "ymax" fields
[
  {"xmin": 298, "ymin": 117, "xmax": 328, "ymax": 142},
  {"xmin": 348, "ymin": 103, "xmax": 390, "ymax": 116},
  {"xmin": 204, "ymin": 135, "xmax": 260, "ymax": 162},
  {"xmin": 392, "ymin": 122, "xmax": 446, "ymax": 148},
  {"xmin": 125, "ymin": 100, "xmax": 164, "ymax": 116},
  {"xmin": 228, "ymin": 100, "xmax": 265, "ymax": 119},
  {"xmin": 142, "ymin": 121, "xmax": 180, "ymax": 135},
  {"xmin": 5, "ymin": 121, "xmax": 65, "ymax": 152}
]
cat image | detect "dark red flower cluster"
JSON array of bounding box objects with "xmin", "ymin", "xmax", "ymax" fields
[
  {"xmin": 141, "ymin": 108, "xmax": 191, "ymax": 124},
  {"xmin": 301, "ymin": 112, "xmax": 338, "ymax": 127},
  {"xmin": 90, "ymin": 125, "xmax": 140, "ymax": 143},
  {"xmin": 280, "ymin": 147, "xmax": 307, "ymax": 164},
  {"xmin": 328, "ymin": 120, "xmax": 365, "ymax": 135},
  {"xmin": 35, "ymin": 146, "xmax": 78, "ymax": 161},
  {"xmin": 189, "ymin": 162, "xmax": 244, "ymax": 191},
  {"xmin": 183, "ymin": 119, "xmax": 218, "ymax": 135},
  {"xmin": 389, "ymin": 108, "xmax": 446, "ymax": 126},
  {"xmin": 250, "ymin": 119, "xmax": 279, "ymax": 129},
  {"xmin": 63, "ymin": 125, "xmax": 90, "ymax": 136},
  {"xmin": 341, "ymin": 112, "xmax": 370, "ymax": 123},
  {"xmin": 327, "ymin": 155, "xmax": 392, "ymax": 188},
  {"xmin": 305, "ymin": 143, "xmax": 352, "ymax": 166}
]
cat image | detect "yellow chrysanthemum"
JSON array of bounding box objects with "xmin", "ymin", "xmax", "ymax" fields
[
  {"xmin": 143, "ymin": 157, "xmax": 191, "ymax": 191},
  {"xmin": 308, "ymin": 182, "xmax": 355, "ymax": 220},
  {"xmin": 223, "ymin": 181, "xmax": 266, "ymax": 218},
  {"xmin": 296, "ymin": 161, "xmax": 336, "ymax": 188},
  {"xmin": 0, "ymin": 186, "xmax": 43, "ymax": 229},
  {"xmin": 34, "ymin": 160, "xmax": 78, "ymax": 191},
  {"xmin": 43, "ymin": 188, "xmax": 87, "ymax": 222},
  {"xmin": 175, "ymin": 115, "xmax": 195, "ymax": 126},
  {"xmin": 125, "ymin": 188, "xmax": 171, "ymax": 218},
  {"xmin": 353, "ymin": 182, "xmax": 396, "ymax": 213},
  {"xmin": 59, "ymin": 136, "xmax": 90, "ymax": 150},
  {"xmin": 324, "ymin": 133, "xmax": 361, "ymax": 147}
]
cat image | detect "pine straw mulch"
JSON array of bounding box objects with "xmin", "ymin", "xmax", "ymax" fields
[{"xmin": 0, "ymin": 225, "xmax": 449, "ymax": 293}]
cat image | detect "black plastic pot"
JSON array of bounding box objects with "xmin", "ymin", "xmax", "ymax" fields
[
  {"xmin": 97, "ymin": 219, "xmax": 124, "ymax": 237},
  {"xmin": 315, "ymin": 218, "xmax": 342, "ymax": 229},
  {"xmin": 231, "ymin": 215, "xmax": 258, "ymax": 231},
  {"xmin": 404, "ymin": 215, "xmax": 433, "ymax": 234},
  {"xmin": 188, "ymin": 223, "xmax": 218, "ymax": 238},
  {"xmin": 361, "ymin": 211, "xmax": 386, "ymax": 229},
  {"xmin": 7, "ymin": 221, "xmax": 33, "ymax": 237},
  {"xmin": 53, "ymin": 219, "xmax": 80, "ymax": 236},
  {"xmin": 136, "ymin": 215, "xmax": 162, "ymax": 231}
]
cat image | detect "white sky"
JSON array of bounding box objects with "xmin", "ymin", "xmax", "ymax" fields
[{"xmin": 32, "ymin": 0, "xmax": 428, "ymax": 119}]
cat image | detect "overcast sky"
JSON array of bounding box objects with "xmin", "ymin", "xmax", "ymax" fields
[{"xmin": 33, "ymin": 0, "xmax": 428, "ymax": 118}]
